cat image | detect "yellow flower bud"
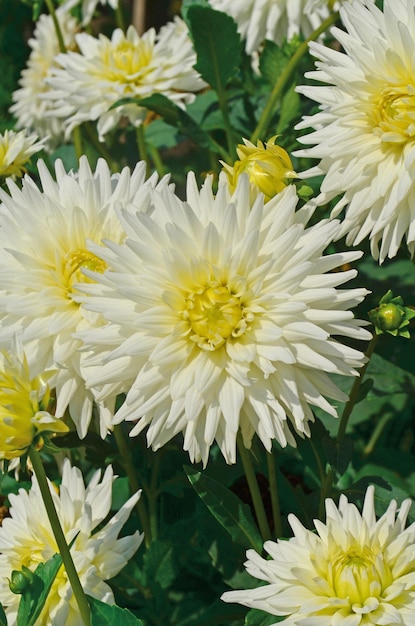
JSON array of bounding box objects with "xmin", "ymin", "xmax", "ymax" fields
[
  {"xmin": 0, "ymin": 343, "xmax": 68, "ymax": 460},
  {"xmin": 222, "ymin": 136, "xmax": 297, "ymax": 202}
]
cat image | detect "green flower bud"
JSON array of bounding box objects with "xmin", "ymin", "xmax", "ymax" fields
[
  {"xmin": 369, "ymin": 290, "xmax": 415, "ymax": 338},
  {"xmin": 9, "ymin": 566, "xmax": 34, "ymax": 594}
]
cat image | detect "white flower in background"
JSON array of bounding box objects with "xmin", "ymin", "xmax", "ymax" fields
[
  {"xmin": 0, "ymin": 130, "xmax": 44, "ymax": 178},
  {"xmin": 10, "ymin": 7, "xmax": 79, "ymax": 149},
  {"xmin": 81, "ymin": 0, "xmax": 119, "ymax": 25},
  {"xmin": 207, "ymin": 0, "xmax": 335, "ymax": 54},
  {"xmin": 222, "ymin": 486, "xmax": 415, "ymax": 625},
  {"xmin": 77, "ymin": 174, "xmax": 370, "ymax": 465},
  {"xmin": 0, "ymin": 156, "xmax": 164, "ymax": 438},
  {"xmin": 296, "ymin": 0, "xmax": 415, "ymax": 263},
  {"xmin": 0, "ymin": 459, "xmax": 143, "ymax": 626},
  {"xmin": 44, "ymin": 18, "xmax": 206, "ymax": 140}
]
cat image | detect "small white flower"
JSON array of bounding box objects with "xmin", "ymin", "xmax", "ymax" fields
[
  {"xmin": 0, "ymin": 459, "xmax": 143, "ymax": 626},
  {"xmin": 207, "ymin": 0, "xmax": 333, "ymax": 54},
  {"xmin": 44, "ymin": 18, "xmax": 206, "ymax": 140},
  {"xmin": 77, "ymin": 174, "xmax": 370, "ymax": 465},
  {"xmin": 0, "ymin": 156, "xmax": 164, "ymax": 438},
  {"xmin": 10, "ymin": 7, "xmax": 79, "ymax": 148},
  {"xmin": 222, "ymin": 486, "xmax": 415, "ymax": 625},
  {"xmin": 296, "ymin": 0, "xmax": 415, "ymax": 263},
  {"xmin": 0, "ymin": 129, "xmax": 44, "ymax": 178}
]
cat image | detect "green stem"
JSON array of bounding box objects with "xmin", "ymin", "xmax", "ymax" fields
[
  {"xmin": 318, "ymin": 466, "xmax": 333, "ymax": 520},
  {"xmin": 83, "ymin": 123, "xmax": 118, "ymax": 170},
  {"xmin": 266, "ymin": 450, "xmax": 283, "ymax": 538},
  {"xmin": 148, "ymin": 143, "xmax": 166, "ymax": 178},
  {"xmin": 44, "ymin": 0, "xmax": 67, "ymax": 53},
  {"xmin": 250, "ymin": 11, "xmax": 340, "ymax": 143},
  {"xmin": 336, "ymin": 335, "xmax": 378, "ymax": 444},
  {"xmin": 113, "ymin": 425, "xmax": 152, "ymax": 546},
  {"xmin": 237, "ymin": 436, "xmax": 272, "ymax": 542},
  {"xmin": 216, "ymin": 83, "xmax": 237, "ymax": 160},
  {"xmin": 114, "ymin": 2, "xmax": 126, "ymax": 31},
  {"xmin": 136, "ymin": 125, "xmax": 151, "ymax": 176},
  {"xmin": 72, "ymin": 127, "xmax": 83, "ymax": 163},
  {"xmin": 28, "ymin": 447, "xmax": 91, "ymax": 626},
  {"xmin": 147, "ymin": 452, "xmax": 161, "ymax": 542}
]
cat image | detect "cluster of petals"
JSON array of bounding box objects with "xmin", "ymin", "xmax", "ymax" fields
[
  {"xmin": 296, "ymin": 0, "xmax": 415, "ymax": 262},
  {"xmin": 0, "ymin": 459, "xmax": 142, "ymax": 625},
  {"xmin": 76, "ymin": 173, "xmax": 370, "ymax": 465},
  {"xmin": 0, "ymin": 156, "xmax": 166, "ymax": 439},
  {"xmin": 222, "ymin": 486, "xmax": 415, "ymax": 625},
  {"xmin": 44, "ymin": 18, "xmax": 206, "ymax": 140},
  {"xmin": 0, "ymin": 129, "xmax": 44, "ymax": 178}
]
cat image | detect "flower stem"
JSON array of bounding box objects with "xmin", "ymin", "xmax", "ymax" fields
[
  {"xmin": 266, "ymin": 450, "xmax": 283, "ymax": 538},
  {"xmin": 237, "ymin": 436, "xmax": 272, "ymax": 542},
  {"xmin": 216, "ymin": 83, "xmax": 237, "ymax": 160},
  {"xmin": 113, "ymin": 425, "xmax": 152, "ymax": 546},
  {"xmin": 44, "ymin": 0, "xmax": 66, "ymax": 53},
  {"xmin": 336, "ymin": 335, "xmax": 378, "ymax": 444},
  {"xmin": 250, "ymin": 12, "xmax": 340, "ymax": 143},
  {"xmin": 28, "ymin": 446, "xmax": 91, "ymax": 626}
]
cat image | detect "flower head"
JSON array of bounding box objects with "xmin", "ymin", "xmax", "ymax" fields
[
  {"xmin": 0, "ymin": 459, "xmax": 143, "ymax": 625},
  {"xmin": 222, "ymin": 137, "xmax": 297, "ymax": 203},
  {"xmin": 10, "ymin": 7, "xmax": 79, "ymax": 149},
  {"xmin": 77, "ymin": 174, "xmax": 370, "ymax": 465},
  {"xmin": 0, "ymin": 130, "xmax": 44, "ymax": 179},
  {"xmin": 0, "ymin": 156, "xmax": 165, "ymax": 438},
  {"xmin": 222, "ymin": 486, "xmax": 415, "ymax": 625},
  {"xmin": 0, "ymin": 340, "xmax": 67, "ymax": 461},
  {"xmin": 296, "ymin": 0, "xmax": 415, "ymax": 262},
  {"xmin": 44, "ymin": 18, "xmax": 206, "ymax": 140}
]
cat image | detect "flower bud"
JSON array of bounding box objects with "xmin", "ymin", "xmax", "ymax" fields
[
  {"xmin": 9, "ymin": 567, "xmax": 34, "ymax": 594},
  {"xmin": 369, "ymin": 290, "xmax": 415, "ymax": 338},
  {"xmin": 221, "ymin": 136, "xmax": 297, "ymax": 202}
]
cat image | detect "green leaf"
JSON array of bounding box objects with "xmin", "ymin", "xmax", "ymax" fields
[
  {"xmin": 0, "ymin": 603, "xmax": 7, "ymax": 626},
  {"xmin": 89, "ymin": 596, "xmax": 143, "ymax": 625},
  {"xmin": 245, "ymin": 607, "xmax": 285, "ymax": 625},
  {"xmin": 259, "ymin": 40, "xmax": 289, "ymax": 85},
  {"xmin": 185, "ymin": 466, "xmax": 263, "ymax": 553},
  {"xmin": 276, "ymin": 83, "xmax": 301, "ymax": 134},
  {"xmin": 16, "ymin": 553, "xmax": 62, "ymax": 626},
  {"xmin": 185, "ymin": 6, "xmax": 242, "ymax": 90},
  {"xmin": 322, "ymin": 436, "xmax": 354, "ymax": 477},
  {"xmin": 142, "ymin": 539, "xmax": 176, "ymax": 590}
]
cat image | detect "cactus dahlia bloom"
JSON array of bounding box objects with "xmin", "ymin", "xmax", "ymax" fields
[
  {"xmin": 222, "ymin": 486, "xmax": 415, "ymax": 625},
  {"xmin": 296, "ymin": 0, "xmax": 415, "ymax": 263},
  {"xmin": 77, "ymin": 174, "xmax": 370, "ymax": 465},
  {"xmin": 0, "ymin": 460, "xmax": 143, "ymax": 626},
  {"xmin": 221, "ymin": 137, "xmax": 297, "ymax": 203}
]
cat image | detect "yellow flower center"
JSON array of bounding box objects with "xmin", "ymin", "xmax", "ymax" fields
[
  {"xmin": 63, "ymin": 248, "xmax": 107, "ymax": 295},
  {"xmin": 185, "ymin": 284, "xmax": 250, "ymax": 350},
  {"xmin": 373, "ymin": 87, "xmax": 415, "ymax": 143},
  {"xmin": 102, "ymin": 39, "xmax": 152, "ymax": 86}
]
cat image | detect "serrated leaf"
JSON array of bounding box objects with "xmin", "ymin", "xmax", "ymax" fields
[
  {"xmin": 185, "ymin": 6, "xmax": 242, "ymax": 90},
  {"xmin": 88, "ymin": 596, "xmax": 143, "ymax": 626},
  {"xmin": 259, "ymin": 40, "xmax": 289, "ymax": 85},
  {"xmin": 185, "ymin": 466, "xmax": 263, "ymax": 553},
  {"xmin": 143, "ymin": 540, "xmax": 175, "ymax": 590},
  {"xmin": 16, "ymin": 553, "xmax": 62, "ymax": 626}
]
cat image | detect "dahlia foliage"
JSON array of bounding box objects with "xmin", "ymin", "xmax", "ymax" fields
[{"xmin": 0, "ymin": 1, "xmax": 415, "ymax": 625}]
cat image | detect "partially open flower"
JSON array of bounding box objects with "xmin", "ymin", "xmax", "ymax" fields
[
  {"xmin": 222, "ymin": 137, "xmax": 297, "ymax": 202},
  {"xmin": 0, "ymin": 130, "xmax": 44, "ymax": 179},
  {"xmin": 0, "ymin": 340, "xmax": 67, "ymax": 460}
]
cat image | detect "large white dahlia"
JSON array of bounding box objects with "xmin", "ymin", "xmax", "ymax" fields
[
  {"xmin": 0, "ymin": 460, "xmax": 142, "ymax": 626},
  {"xmin": 10, "ymin": 7, "xmax": 79, "ymax": 148},
  {"xmin": 77, "ymin": 174, "xmax": 370, "ymax": 465},
  {"xmin": 222, "ymin": 486, "xmax": 415, "ymax": 625},
  {"xmin": 207, "ymin": 0, "xmax": 334, "ymax": 54},
  {"xmin": 0, "ymin": 156, "xmax": 164, "ymax": 438},
  {"xmin": 44, "ymin": 18, "xmax": 206, "ymax": 140},
  {"xmin": 296, "ymin": 0, "xmax": 415, "ymax": 263}
]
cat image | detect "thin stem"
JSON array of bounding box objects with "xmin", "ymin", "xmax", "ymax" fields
[
  {"xmin": 147, "ymin": 452, "xmax": 161, "ymax": 542},
  {"xmin": 28, "ymin": 447, "xmax": 91, "ymax": 626},
  {"xmin": 237, "ymin": 436, "xmax": 272, "ymax": 542},
  {"xmin": 250, "ymin": 12, "xmax": 340, "ymax": 143},
  {"xmin": 113, "ymin": 425, "xmax": 152, "ymax": 546},
  {"xmin": 336, "ymin": 335, "xmax": 378, "ymax": 444},
  {"xmin": 115, "ymin": 2, "xmax": 126, "ymax": 31},
  {"xmin": 216, "ymin": 83, "xmax": 237, "ymax": 160},
  {"xmin": 148, "ymin": 143, "xmax": 166, "ymax": 178},
  {"xmin": 44, "ymin": 0, "xmax": 67, "ymax": 53},
  {"xmin": 136, "ymin": 125, "xmax": 151, "ymax": 176},
  {"xmin": 318, "ymin": 466, "xmax": 333, "ymax": 520},
  {"xmin": 266, "ymin": 450, "xmax": 283, "ymax": 538},
  {"xmin": 72, "ymin": 127, "xmax": 83, "ymax": 163},
  {"xmin": 84, "ymin": 123, "xmax": 118, "ymax": 170}
]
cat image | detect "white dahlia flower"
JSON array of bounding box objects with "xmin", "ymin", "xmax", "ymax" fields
[
  {"xmin": 222, "ymin": 485, "xmax": 415, "ymax": 625},
  {"xmin": 44, "ymin": 18, "xmax": 206, "ymax": 140},
  {"xmin": 77, "ymin": 174, "xmax": 370, "ymax": 465},
  {"xmin": 207, "ymin": 0, "xmax": 334, "ymax": 54},
  {"xmin": 0, "ymin": 129, "xmax": 44, "ymax": 178},
  {"xmin": 296, "ymin": 0, "xmax": 415, "ymax": 263},
  {"xmin": 0, "ymin": 459, "xmax": 142, "ymax": 626},
  {"xmin": 10, "ymin": 7, "xmax": 79, "ymax": 148},
  {"xmin": 0, "ymin": 156, "xmax": 164, "ymax": 438}
]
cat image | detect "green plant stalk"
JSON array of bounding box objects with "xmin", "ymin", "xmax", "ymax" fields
[
  {"xmin": 318, "ymin": 466, "xmax": 333, "ymax": 520},
  {"xmin": 237, "ymin": 435, "xmax": 272, "ymax": 542},
  {"xmin": 83, "ymin": 123, "xmax": 118, "ymax": 170},
  {"xmin": 147, "ymin": 143, "xmax": 166, "ymax": 178},
  {"xmin": 115, "ymin": 2, "xmax": 126, "ymax": 31},
  {"xmin": 28, "ymin": 446, "xmax": 91, "ymax": 626},
  {"xmin": 147, "ymin": 452, "xmax": 161, "ymax": 542},
  {"xmin": 113, "ymin": 425, "xmax": 152, "ymax": 546},
  {"xmin": 44, "ymin": 0, "xmax": 66, "ymax": 53},
  {"xmin": 336, "ymin": 334, "xmax": 378, "ymax": 444},
  {"xmin": 72, "ymin": 127, "xmax": 84, "ymax": 163},
  {"xmin": 136, "ymin": 125, "xmax": 151, "ymax": 176},
  {"xmin": 266, "ymin": 450, "xmax": 283, "ymax": 538},
  {"xmin": 250, "ymin": 11, "xmax": 340, "ymax": 143},
  {"xmin": 216, "ymin": 82, "xmax": 237, "ymax": 160}
]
